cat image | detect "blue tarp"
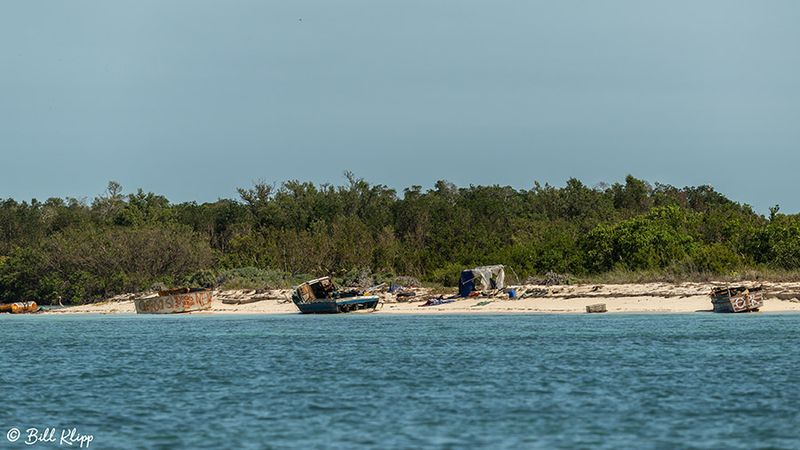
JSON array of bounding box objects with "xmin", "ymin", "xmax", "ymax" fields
[{"xmin": 459, "ymin": 270, "xmax": 476, "ymax": 297}]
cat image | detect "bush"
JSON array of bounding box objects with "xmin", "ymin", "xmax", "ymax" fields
[
  {"xmin": 425, "ymin": 263, "xmax": 465, "ymax": 287},
  {"xmin": 765, "ymin": 218, "xmax": 800, "ymax": 269},
  {"xmin": 216, "ymin": 267, "xmax": 294, "ymax": 290},
  {"xmin": 688, "ymin": 243, "xmax": 742, "ymax": 274},
  {"xmin": 183, "ymin": 269, "xmax": 217, "ymax": 289},
  {"xmin": 334, "ymin": 269, "xmax": 398, "ymax": 288},
  {"xmin": 584, "ymin": 206, "xmax": 696, "ymax": 272},
  {"xmin": 5, "ymin": 175, "xmax": 800, "ymax": 298},
  {"xmin": 0, "ymin": 247, "xmax": 47, "ymax": 302},
  {"xmin": 0, "ymin": 225, "xmax": 215, "ymax": 304}
]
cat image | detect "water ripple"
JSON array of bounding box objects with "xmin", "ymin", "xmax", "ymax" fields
[{"xmin": 2, "ymin": 313, "xmax": 800, "ymax": 448}]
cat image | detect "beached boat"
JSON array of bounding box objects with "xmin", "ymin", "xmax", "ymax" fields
[
  {"xmin": 134, "ymin": 288, "xmax": 213, "ymax": 314},
  {"xmin": 291, "ymin": 277, "xmax": 380, "ymax": 314},
  {"xmin": 710, "ymin": 286, "xmax": 763, "ymax": 313}
]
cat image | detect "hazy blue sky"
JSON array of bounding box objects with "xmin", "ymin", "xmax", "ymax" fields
[{"xmin": 1, "ymin": 1, "xmax": 799, "ymax": 212}]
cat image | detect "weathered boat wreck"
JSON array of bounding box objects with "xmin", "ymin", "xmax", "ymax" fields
[
  {"xmin": 710, "ymin": 286, "xmax": 764, "ymax": 313},
  {"xmin": 134, "ymin": 288, "xmax": 213, "ymax": 314},
  {"xmin": 292, "ymin": 277, "xmax": 380, "ymax": 314}
]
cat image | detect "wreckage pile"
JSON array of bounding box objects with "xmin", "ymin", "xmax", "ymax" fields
[{"xmin": 710, "ymin": 286, "xmax": 764, "ymax": 313}]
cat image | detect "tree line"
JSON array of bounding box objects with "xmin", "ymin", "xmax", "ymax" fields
[{"xmin": 1, "ymin": 174, "xmax": 798, "ymax": 304}]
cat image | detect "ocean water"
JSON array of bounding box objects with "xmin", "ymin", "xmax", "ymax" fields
[{"xmin": 2, "ymin": 313, "xmax": 799, "ymax": 449}]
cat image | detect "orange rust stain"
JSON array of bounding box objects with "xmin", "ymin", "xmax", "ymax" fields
[{"xmin": 135, "ymin": 291, "xmax": 213, "ymax": 314}]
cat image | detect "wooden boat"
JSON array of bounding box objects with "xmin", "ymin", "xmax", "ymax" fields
[
  {"xmin": 134, "ymin": 288, "xmax": 213, "ymax": 314},
  {"xmin": 710, "ymin": 286, "xmax": 763, "ymax": 313},
  {"xmin": 292, "ymin": 277, "xmax": 380, "ymax": 314}
]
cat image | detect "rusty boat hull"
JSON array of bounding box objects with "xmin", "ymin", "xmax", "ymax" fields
[
  {"xmin": 134, "ymin": 290, "xmax": 213, "ymax": 314},
  {"xmin": 0, "ymin": 301, "xmax": 39, "ymax": 314}
]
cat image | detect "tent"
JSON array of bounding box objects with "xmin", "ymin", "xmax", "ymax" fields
[{"xmin": 458, "ymin": 265, "xmax": 505, "ymax": 297}]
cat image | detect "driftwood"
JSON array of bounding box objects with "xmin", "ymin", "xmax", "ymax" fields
[
  {"xmin": 521, "ymin": 288, "xmax": 549, "ymax": 298},
  {"xmin": 396, "ymin": 291, "xmax": 417, "ymax": 300},
  {"xmin": 767, "ymin": 293, "xmax": 800, "ymax": 301},
  {"xmin": 221, "ymin": 297, "xmax": 276, "ymax": 305},
  {"xmin": 518, "ymin": 290, "xmax": 679, "ymax": 300},
  {"xmin": 544, "ymin": 292, "xmax": 678, "ymax": 299}
]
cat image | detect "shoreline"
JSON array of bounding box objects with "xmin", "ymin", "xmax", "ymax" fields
[{"xmin": 36, "ymin": 281, "xmax": 800, "ymax": 315}]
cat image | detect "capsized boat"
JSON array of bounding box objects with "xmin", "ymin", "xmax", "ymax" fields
[
  {"xmin": 710, "ymin": 286, "xmax": 764, "ymax": 313},
  {"xmin": 134, "ymin": 288, "xmax": 213, "ymax": 314},
  {"xmin": 292, "ymin": 277, "xmax": 380, "ymax": 314}
]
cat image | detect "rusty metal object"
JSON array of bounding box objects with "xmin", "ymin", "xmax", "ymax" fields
[
  {"xmin": 710, "ymin": 286, "xmax": 764, "ymax": 313},
  {"xmin": 134, "ymin": 289, "xmax": 213, "ymax": 314},
  {"xmin": 158, "ymin": 287, "xmax": 191, "ymax": 297},
  {"xmin": 0, "ymin": 301, "xmax": 39, "ymax": 314}
]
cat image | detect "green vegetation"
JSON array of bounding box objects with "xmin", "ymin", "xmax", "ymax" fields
[{"xmin": 1, "ymin": 174, "xmax": 798, "ymax": 304}]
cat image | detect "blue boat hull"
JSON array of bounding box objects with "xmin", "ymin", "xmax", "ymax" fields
[{"xmin": 293, "ymin": 295, "xmax": 380, "ymax": 314}]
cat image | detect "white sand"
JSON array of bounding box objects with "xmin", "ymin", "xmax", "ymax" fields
[{"xmin": 46, "ymin": 282, "xmax": 800, "ymax": 315}]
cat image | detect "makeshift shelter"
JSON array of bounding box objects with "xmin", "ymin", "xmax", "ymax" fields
[{"xmin": 458, "ymin": 265, "xmax": 505, "ymax": 297}]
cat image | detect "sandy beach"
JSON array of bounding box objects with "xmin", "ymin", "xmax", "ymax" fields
[{"xmin": 44, "ymin": 281, "xmax": 800, "ymax": 315}]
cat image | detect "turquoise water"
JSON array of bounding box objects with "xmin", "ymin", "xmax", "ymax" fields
[{"xmin": 2, "ymin": 313, "xmax": 799, "ymax": 449}]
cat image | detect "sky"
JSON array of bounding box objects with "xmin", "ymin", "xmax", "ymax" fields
[{"xmin": 1, "ymin": 1, "xmax": 799, "ymax": 212}]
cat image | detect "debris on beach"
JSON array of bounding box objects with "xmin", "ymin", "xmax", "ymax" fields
[
  {"xmin": 585, "ymin": 303, "xmax": 607, "ymax": 313},
  {"xmin": 521, "ymin": 288, "xmax": 549, "ymax": 298},
  {"xmin": 472, "ymin": 300, "xmax": 494, "ymax": 308},
  {"xmin": 134, "ymin": 288, "xmax": 213, "ymax": 314},
  {"xmin": 524, "ymin": 271, "xmax": 571, "ymax": 286},
  {"xmin": 395, "ymin": 290, "xmax": 417, "ymax": 300},
  {"xmin": 221, "ymin": 297, "xmax": 269, "ymax": 305},
  {"xmin": 388, "ymin": 278, "xmax": 423, "ymax": 302},
  {"xmin": 216, "ymin": 289, "xmax": 292, "ymax": 305},
  {"xmin": 291, "ymin": 277, "xmax": 380, "ymax": 314},
  {"xmin": 0, "ymin": 301, "xmax": 40, "ymax": 314},
  {"xmin": 419, "ymin": 297, "xmax": 456, "ymax": 307},
  {"xmin": 710, "ymin": 286, "xmax": 764, "ymax": 313},
  {"xmin": 458, "ymin": 265, "xmax": 505, "ymax": 297},
  {"xmin": 362, "ymin": 283, "xmax": 388, "ymax": 295}
]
